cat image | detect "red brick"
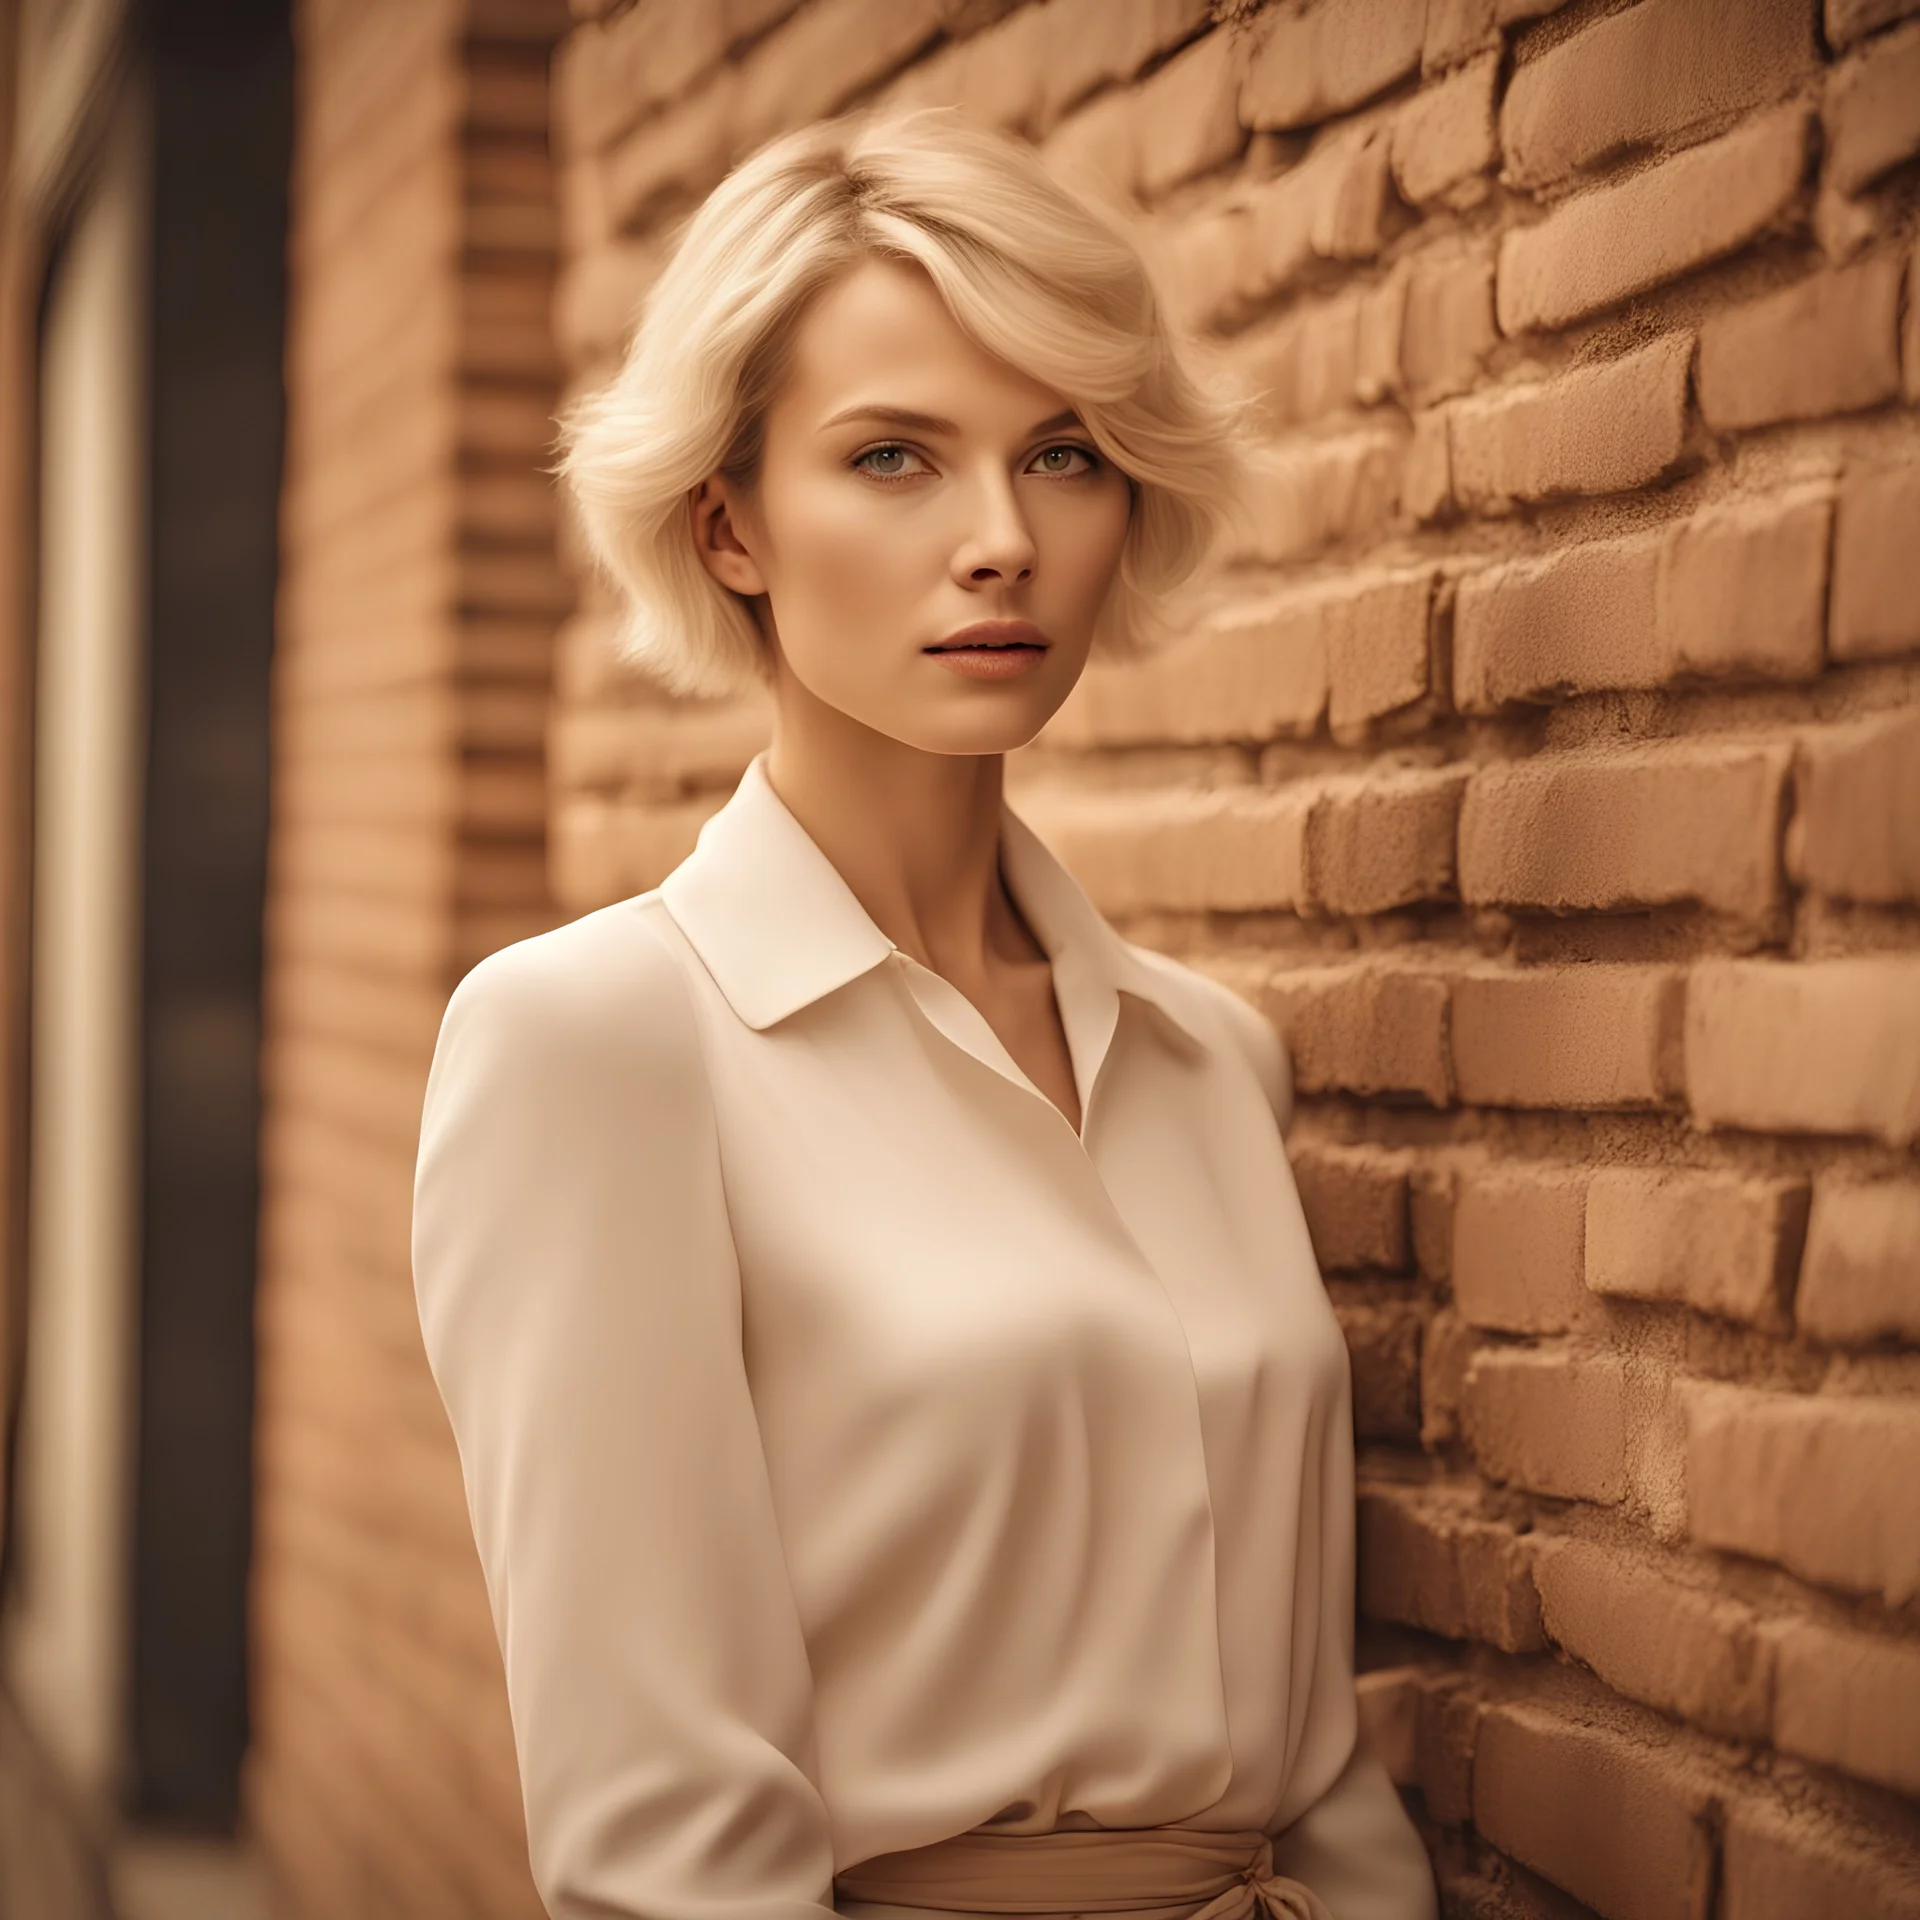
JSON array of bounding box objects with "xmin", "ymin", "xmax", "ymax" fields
[
  {"xmin": 1391, "ymin": 53, "xmax": 1498, "ymax": 205},
  {"xmin": 1697, "ymin": 254, "xmax": 1903, "ymax": 430},
  {"xmin": 1458, "ymin": 741, "xmax": 1791, "ymax": 921},
  {"xmin": 1831, "ymin": 462, "xmax": 1920, "ymax": 661},
  {"xmin": 1724, "ymin": 1798, "xmax": 1920, "ymax": 1920},
  {"xmin": 1451, "ymin": 1166, "xmax": 1592, "ymax": 1334},
  {"xmin": 1325, "ymin": 568, "xmax": 1433, "ymax": 736},
  {"xmin": 1236, "ymin": 0, "xmax": 1424, "ymax": 132},
  {"xmin": 1826, "ymin": 18, "xmax": 1920, "ymax": 195},
  {"xmin": 1790, "ymin": 707, "xmax": 1920, "ymax": 905},
  {"xmin": 1400, "ymin": 246, "xmax": 1497, "ymax": 403},
  {"xmin": 1499, "ymin": 0, "xmax": 1816, "ymax": 189},
  {"xmin": 1452, "ymin": 965, "xmax": 1685, "ymax": 1110},
  {"xmin": 1246, "ymin": 959, "xmax": 1454, "ymax": 1106},
  {"xmin": 1496, "ymin": 106, "xmax": 1808, "ymax": 335},
  {"xmin": 1336, "ymin": 1298, "xmax": 1425, "ymax": 1441},
  {"xmin": 1585, "ymin": 1168, "xmax": 1806, "ymax": 1329},
  {"xmin": 1449, "ymin": 334, "xmax": 1692, "ymax": 507},
  {"xmin": 1827, "ymin": 0, "xmax": 1920, "ymax": 44},
  {"xmin": 1464, "ymin": 1348, "xmax": 1630, "ymax": 1502},
  {"xmin": 1359, "ymin": 1485, "xmax": 1546, "ymax": 1652},
  {"xmin": 1239, "ymin": 425, "xmax": 1405, "ymax": 563},
  {"xmin": 1796, "ymin": 1178, "xmax": 1920, "ymax": 1346},
  {"xmin": 1291, "ymin": 1145, "xmax": 1411, "ymax": 1271},
  {"xmin": 1532, "ymin": 1536, "xmax": 1774, "ymax": 1740},
  {"xmin": 1655, "ymin": 489, "xmax": 1830, "ymax": 682},
  {"xmin": 1473, "ymin": 1701, "xmax": 1715, "ymax": 1920},
  {"xmin": 1773, "ymin": 1617, "xmax": 1920, "ymax": 1797},
  {"xmin": 1686, "ymin": 1383, "xmax": 1920, "ymax": 1603},
  {"xmin": 1684, "ymin": 957, "xmax": 1920, "ymax": 1147}
]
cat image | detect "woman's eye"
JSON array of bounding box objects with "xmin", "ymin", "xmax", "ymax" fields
[
  {"xmin": 1029, "ymin": 444, "xmax": 1097, "ymax": 476},
  {"xmin": 853, "ymin": 444, "xmax": 924, "ymax": 478}
]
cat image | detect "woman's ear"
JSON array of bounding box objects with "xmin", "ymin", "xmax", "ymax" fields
[{"xmin": 690, "ymin": 476, "xmax": 768, "ymax": 597}]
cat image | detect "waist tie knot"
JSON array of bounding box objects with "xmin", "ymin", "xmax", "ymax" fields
[{"xmin": 835, "ymin": 1824, "xmax": 1332, "ymax": 1920}]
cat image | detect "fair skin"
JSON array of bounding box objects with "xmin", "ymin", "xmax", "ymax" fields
[{"xmin": 689, "ymin": 257, "xmax": 1133, "ymax": 1135}]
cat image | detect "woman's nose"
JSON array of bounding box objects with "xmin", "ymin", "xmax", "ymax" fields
[{"xmin": 952, "ymin": 475, "xmax": 1037, "ymax": 587}]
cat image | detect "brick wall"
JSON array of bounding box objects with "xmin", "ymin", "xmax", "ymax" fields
[
  {"xmin": 252, "ymin": 1, "xmax": 566, "ymax": 1913},
  {"xmin": 549, "ymin": 2, "xmax": 1920, "ymax": 1915}
]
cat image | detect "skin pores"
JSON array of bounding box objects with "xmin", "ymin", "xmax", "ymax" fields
[{"xmin": 691, "ymin": 256, "xmax": 1134, "ymax": 760}]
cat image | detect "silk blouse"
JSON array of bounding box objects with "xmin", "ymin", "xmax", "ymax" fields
[{"xmin": 412, "ymin": 752, "xmax": 1437, "ymax": 1920}]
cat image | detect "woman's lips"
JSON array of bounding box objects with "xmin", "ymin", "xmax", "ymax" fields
[{"xmin": 924, "ymin": 622, "xmax": 1050, "ymax": 681}]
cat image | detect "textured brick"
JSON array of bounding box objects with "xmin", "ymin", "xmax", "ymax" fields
[
  {"xmin": 1825, "ymin": 18, "xmax": 1920, "ymax": 194},
  {"xmin": 1242, "ymin": 296, "xmax": 1367, "ymax": 428},
  {"xmin": 1790, "ymin": 707, "xmax": 1920, "ymax": 905},
  {"xmin": 1685, "ymin": 957, "xmax": 1920, "ymax": 1147},
  {"xmin": 1337, "ymin": 1299, "xmax": 1424, "ymax": 1441},
  {"xmin": 1400, "ymin": 247, "xmax": 1496, "ymax": 402},
  {"xmin": 1464, "ymin": 1349, "xmax": 1630, "ymax": 1502},
  {"xmin": 1500, "ymin": 0, "xmax": 1817, "ymax": 189},
  {"xmin": 1402, "ymin": 408, "xmax": 1451, "ymax": 522},
  {"xmin": 1532, "ymin": 1537, "xmax": 1773, "ymax": 1740},
  {"xmin": 1390, "ymin": 53, "xmax": 1498, "ymax": 205},
  {"xmin": 1687, "ymin": 1383, "xmax": 1920, "ymax": 1603},
  {"xmin": 1496, "ymin": 106, "xmax": 1808, "ymax": 334},
  {"xmin": 603, "ymin": 72, "xmax": 740, "ymax": 231},
  {"xmin": 1827, "ymin": 0, "xmax": 1920, "ymax": 42},
  {"xmin": 1474, "ymin": 1701, "xmax": 1715, "ymax": 1920},
  {"xmin": 1133, "ymin": 27, "xmax": 1244, "ymax": 197},
  {"xmin": 1237, "ymin": 0, "xmax": 1424, "ymax": 132},
  {"xmin": 1325, "ymin": 568, "xmax": 1433, "ymax": 735},
  {"xmin": 1449, "ymin": 335, "xmax": 1692, "ymax": 507},
  {"xmin": 1655, "ymin": 489, "xmax": 1830, "ymax": 682},
  {"xmin": 1359, "ymin": 1486, "xmax": 1545, "ymax": 1652},
  {"xmin": 1796, "ymin": 1178, "xmax": 1920, "ymax": 1346},
  {"xmin": 1291, "ymin": 1145, "xmax": 1410, "ymax": 1272},
  {"xmin": 1451, "ymin": 1166, "xmax": 1591, "ymax": 1334},
  {"xmin": 1831, "ymin": 462, "xmax": 1920, "ymax": 661},
  {"xmin": 1697, "ymin": 254, "xmax": 1903, "ymax": 429},
  {"xmin": 1423, "ymin": 0, "xmax": 1500, "ymax": 70},
  {"xmin": 1418, "ymin": 1306, "xmax": 1477, "ymax": 1448},
  {"xmin": 1453, "ymin": 966, "xmax": 1684, "ymax": 1110},
  {"xmin": 1299, "ymin": 766, "xmax": 1467, "ymax": 916},
  {"xmin": 1251, "ymin": 960, "xmax": 1454, "ymax": 1106},
  {"xmin": 1458, "ymin": 741, "xmax": 1791, "ymax": 921},
  {"xmin": 1239, "ymin": 425, "xmax": 1405, "ymax": 563},
  {"xmin": 1773, "ymin": 1618, "xmax": 1920, "ymax": 1797},
  {"xmin": 1724, "ymin": 1799, "xmax": 1920, "ymax": 1920},
  {"xmin": 1585, "ymin": 1168, "xmax": 1807, "ymax": 1328},
  {"xmin": 732, "ymin": 0, "xmax": 948, "ymax": 152}
]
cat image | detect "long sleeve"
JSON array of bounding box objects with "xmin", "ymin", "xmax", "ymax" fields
[{"xmin": 411, "ymin": 912, "xmax": 837, "ymax": 1920}]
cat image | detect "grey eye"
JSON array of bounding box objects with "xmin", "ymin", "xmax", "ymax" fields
[{"xmin": 860, "ymin": 445, "xmax": 910, "ymax": 474}]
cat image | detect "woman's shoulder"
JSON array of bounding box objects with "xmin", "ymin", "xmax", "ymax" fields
[{"xmin": 1122, "ymin": 941, "xmax": 1294, "ymax": 1132}]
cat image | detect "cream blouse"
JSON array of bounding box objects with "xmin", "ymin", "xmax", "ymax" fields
[{"xmin": 412, "ymin": 753, "xmax": 1437, "ymax": 1920}]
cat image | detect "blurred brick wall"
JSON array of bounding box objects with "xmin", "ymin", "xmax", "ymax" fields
[
  {"xmin": 550, "ymin": 1, "xmax": 1920, "ymax": 1916},
  {"xmin": 252, "ymin": 0, "xmax": 567, "ymax": 1913}
]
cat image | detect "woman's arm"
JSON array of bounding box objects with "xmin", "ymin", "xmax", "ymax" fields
[{"xmin": 413, "ymin": 909, "xmax": 836, "ymax": 1920}]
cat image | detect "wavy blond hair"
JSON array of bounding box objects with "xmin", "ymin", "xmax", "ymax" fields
[{"xmin": 559, "ymin": 107, "xmax": 1246, "ymax": 699}]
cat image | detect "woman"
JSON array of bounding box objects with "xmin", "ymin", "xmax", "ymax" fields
[{"xmin": 412, "ymin": 109, "xmax": 1438, "ymax": 1920}]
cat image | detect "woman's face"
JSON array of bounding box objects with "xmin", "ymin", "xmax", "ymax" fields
[{"xmin": 692, "ymin": 257, "xmax": 1134, "ymax": 756}]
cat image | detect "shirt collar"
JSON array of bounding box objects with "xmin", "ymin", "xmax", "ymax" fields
[{"xmin": 659, "ymin": 751, "xmax": 1204, "ymax": 1050}]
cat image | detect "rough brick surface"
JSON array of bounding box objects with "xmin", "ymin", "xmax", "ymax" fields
[
  {"xmin": 1390, "ymin": 54, "xmax": 1498, "ymax": 205},
  {"xmin": 1773, "ymin": 1618, "xmax": 1920, "ymax": 1797},
  {"xmin": 1790, "ymin": 707, "xmax": 1920, "ymax": 904},
  {"xmin": 1248, "ymin": 960, "xmax": 1454, "ymax": 1106},
  {"xmin": 1686, "ymin": 1383, "xmax": 1920, "ymax": 1603},
  {"xmin": 1655, "ymin": 489, "xmax": 1830, "ymax": 682},
  {"xmin": 1696, "ymin": 253, "xmax": 1904, "ymax": 429},
  {"xmin": 1237, "ymin": 0, "xmax": 1424, "ymax": 132},
  {"xmin": 1824, "ymin": 17, "xmax": 1920, "ymax": 194},
  {"xmin": 1830, "ymin": 461, "xmax": 1920, "ymax": 661},
  {"xmin": 1796, "ymin": 1179, "xmax": 1920, "ymax": 1346},
  {"xmin": 1452, "ymin": 966, "xmax": 1683, "ymax": 1110},
  {"xmin": 1359, "ymin": 1486, "xmax": 1545, "ymax": 1651},
  {"xmin": 1464, "ymin": 1349, "xmax": 1630, "ymax": 1503},
  {"xmin": 1723, "ymin": 1800, "xmax": 1920, "ymax": 1920},
  {"xmin": 1450, "ymin": 1166, "xmax": 1590, "ymax": 1334},
  {"xmin": 1400, "ymin": 247, "xmax": 1497, "ymax": 402},
  {"xmin": 1292, "ymin": 1145, "xmax": 1411, "ymax": 1271},
  {"xmin": 1337, "ymin": 1298, "xmax": 1425, "ymax": 1442}
]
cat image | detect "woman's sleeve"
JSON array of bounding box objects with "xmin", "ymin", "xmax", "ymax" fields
[{"xmin": 411, "ymin": 919, "xmax": 836, "ymax": 1920}]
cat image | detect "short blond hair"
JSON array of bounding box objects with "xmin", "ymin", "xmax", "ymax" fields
[{"xmin": 559, "ymin": 108, "xmax": 1246, "ymax": 699}]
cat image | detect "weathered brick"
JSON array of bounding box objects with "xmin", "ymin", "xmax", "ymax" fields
[
  {"xmin": 1723, "ymin": 1798, "xmax": 1920, "ymax": 1920},
  {"xmin": 1402, "ymin": 407, "xmax": 1451, "ymax": 522},
  {"xmin": 1773, "ymin": 1618, "xmax": 1920, "ymax": 1797},
  {"xmin": 1458, "ymin": 741, "xmax": 1791, "ymax": 921},
  {"xmin": 1586, "ymin": 1168, "xmax": 1807, "ymax": 1328},
  {"xmin": 1391, "ymin": 53, "xmax": 1498, "ymax": 205},
  {"xmin": 1697, "ymin": 254, "xmax": 1903, "ymax": 430},
  {"xmin": 1452, "ymin": 966, "xmax": 1685, "ymax": 1111},
  {"xmin": 1496, "ymin": 106, "xmax": 1808, "ymax": 334},
  {"xmin": 1687, "ymin": 1383, "xmax": 1920, "ymax": 1603},
  {"xmin": 1239, "ymin": 425, "xmax": 1405, "ymax": 563},
  {"xmin": 1474, "ymin": 1701, "xmax": 1716, "ymax": 1920},
  {"xmin": 1464, "ymin": 1348, "xmax": 1630, "ymax": 1503},
  {"xmin": 1796, "ymin": 1178, "xmax": 1920, "ymax": 1346},
  {"xmin": 1500, "ymin": 0, "xmax": 1817, "ymax": 189},
  {"xmin": 1532, "ymin": 1536, "xmax": 1774, "ymax": 1740},
  {"xmin": 1449, "ymin": 334, "xmax": 1692, "ymax": 507},
  {"xmin": 1423, "ymin": 0, "xmax": 1500, "ymax": 70},
  {"xmin": 1359, "ymin": 1485, "xmax": 1546, "ymax": 1652},
  {"xmin": 1336, "ymin": 1298, "xmax": 1424, "ymax": 1441},
  {"xmin": 1291, "ymin": 1145, "xmax": 1411, "ymax": 1271},
  {"xmin": 1032, "ymin": 0, "xmax": 1214, "ymax": 133},
  {"xmin": 1655, "ymin": 489, "xmax": 1830, "ymax": 682},
  {"xmin": 1684, "ymin": 957, "xmax": 1920, "ymax": 1147},
  {"xmin": 1410, "ymin": 1164, "xmax": 1456, "ymax": 1284},
  {"xmin": 1325, "ymin": 568, "xmax": 1433, "ymax": 735},
  {"xmin": 1827, "ymin": 0, "xmax": 1920, "ymax": 45},
  {"xmin": 1133, "ymin": 26, "xmax": 1244, "ymax": 197},
  {"xmin": 1301, "ymin": 767, "xmax": 1467, "ymax": 916},
  {"xmin": 1825, "ymin": 17, "xmax": 1920, "ymax": 195},
  {"xmin": 1241, "ymin": 296, "xmax": 1366, "ymax": 429},
  {"xmin": 1831, "ymin": 462, "xmax": 1920, "ymax": 661},
  {"xmin": 1790, "ymin": 707, "xmax": 1920, "ymax": 905},
  {"xmin": 1226, "ymin": 124, "xmax": 1396, "ymax": 319},
  {"xmin": 1248, "ymin": 959, "xmax": 1454, "ymax": 1106},
  {"xmin": 1400, "ymin": 246, "xmax": 1496, "ymax": 402},
  {"xmin": 1237, "ymin": 0, "xmax": 1424, "ymax": 132},
  {"xmin": 1451, "ymin": 1166, "xmax": 1591, "ymax": 1334},
  {"xmin": 1419, "ymin": 1305, "xmax": 1477, "ymax": 1447}
]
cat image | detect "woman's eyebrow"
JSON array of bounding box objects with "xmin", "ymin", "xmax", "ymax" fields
[{"xmin": 817, "ymin": 404, "xmax": 1087, "ymax": 437}]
